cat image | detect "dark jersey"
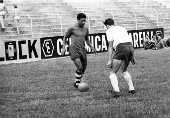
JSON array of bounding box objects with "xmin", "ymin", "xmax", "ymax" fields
[
  {"xmin": 65, "ymin": 24, "xmax": 89, "ymax": 50},
  {"xmin": 64, "ymin": 24, "xmax": 89, "ymax": 60}
]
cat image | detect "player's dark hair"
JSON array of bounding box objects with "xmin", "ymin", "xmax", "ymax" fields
[
  {"xmin": 103, "ymin": 18, "xmax": 114, "ymax": 26},
  {"xmin": 77, "ymin": 13, "xmax": 86, "ymax": 20}
]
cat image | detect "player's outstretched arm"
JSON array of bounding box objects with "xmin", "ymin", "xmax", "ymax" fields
[
  {"xmin": 85, "ymin": 29, "xmax": 97, "ymax": 54},
  {"xmin": 106, "ymin": 41, "xmax": 114, "ymax": 68},
  {"xmin": 85, "ymin": 39, "xmax": 96, "ymax": 54}
]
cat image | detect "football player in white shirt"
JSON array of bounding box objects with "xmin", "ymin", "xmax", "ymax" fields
[{"xmin": 103, "ymin": 18, "xmax": 136, "ymax": 98}]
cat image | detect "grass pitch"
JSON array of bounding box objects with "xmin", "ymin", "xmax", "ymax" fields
[{"xmin": 0, "ymin": 48, "xmax": 170, "ymax": 118}]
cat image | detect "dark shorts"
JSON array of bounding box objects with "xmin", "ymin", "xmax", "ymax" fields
[
  {"xmin": 69, "ymin": 46, "xmax": 87, "ymax": 61},
  {"xmin": 69, "ymin": 46, "xmax": 87, "ymax": 74},
  {"xmin": 113, "ymin": 42, "xmax": 134, "ymax": 71}
]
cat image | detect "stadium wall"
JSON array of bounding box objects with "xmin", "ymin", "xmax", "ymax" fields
[{"xmin": 0, "ymin": 28, "xmax": 164, "ymax": 65}]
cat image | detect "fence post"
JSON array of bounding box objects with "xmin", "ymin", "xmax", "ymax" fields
[
  {"xmin": 152, "ymin": 8, "xmax": 159, "ymax": 28},
  {"xmin": 59, "ymin": 15, "xmax": 63, "ymax": 36},
  {"xmin": 27, "ymin": 14, "xmax": 33, "ymax": 37},
  {"xmin": 133, "ymin": 12, "xmax": 138, "ymax": 30},
  {"xmin": 30, "ymin": 16, "xmax": 33, "ymax": 37},
  {"xmin": 88, "ymin": 17, "xmax": 91, "ymax": 33},
  {"xmin": 155, "ymin": 10, "xmax": 159, "ymax": 28}
]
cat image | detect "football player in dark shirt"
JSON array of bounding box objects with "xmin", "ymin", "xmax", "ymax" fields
[{"xmin": 61, "ymin": 13, "xmax": 96, "ymax": 88}]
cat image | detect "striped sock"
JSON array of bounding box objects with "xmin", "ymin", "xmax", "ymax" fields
[
  {"xmin": 74, "ymin": 71, "xmax": 82, "ymax": 88},
  {"xmin": 109, "ymin": 73, "xmax": 120, "ymax": 92}
]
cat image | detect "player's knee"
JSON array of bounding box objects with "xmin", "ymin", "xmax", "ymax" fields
[
  {"xmin": 123, "ymin": 71, "xmax": 131, "ymax": 79},
  {"xmin": 74, "ymin": 58, "xmax": 83, "ymax": 69},
  {"xmin": 112, "ymin": 59, "xmax": 122, "ymax": 73},
  {"xmin": 75, "ymin": 70, "xmax": 83, "ymax": 79},
  {"xmin": 77, "ymin": 63, "xmax": 83, "ymax": 73},
  {"xmin": 109, "ymin": 72, "xmax": 117, "ymax": 79}
]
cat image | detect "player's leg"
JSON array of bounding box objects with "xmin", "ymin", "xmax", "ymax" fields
[
  {"xmin": 74, "ymin": 52, "xmax": 87, "ymax": 88},
  {"xmin": 80, "ymin": 51, "xmax": 87, "ymax": 74},
  {"xmin": 109, "ymin": 59, "xmax": 122, "ymax": 98},
  {"xmin": 73, "ymin": 57, "xmax": 84, "ymax": 88},
  {"xmin": 69, "ymin": 47, "xmax": 84, "ymax": 88},
  {"xmin": 120, "ymin": 50, "xmax": 135, "ymax": 94}
]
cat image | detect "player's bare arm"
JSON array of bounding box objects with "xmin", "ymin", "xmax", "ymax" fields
[
  {"xmin": 107, "ymin": 40, "xmax": 114, "ymax": 67},
  {"xmin": 85, "ymin": 29, "xmax": 96, "ymax": 54},
  {"xmin": 85, "ymin": 39, "xmax": 96, "ymax": 54}
]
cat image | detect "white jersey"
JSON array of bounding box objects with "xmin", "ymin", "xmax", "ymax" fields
[{"xmin": 106, "ymin": 26, "xmax": 132, "ymax": 50}]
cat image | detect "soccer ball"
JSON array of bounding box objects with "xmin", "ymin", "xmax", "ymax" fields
[{"xmin": 78, "ymin": 82, "xmax": 89, "ymax": 92}]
